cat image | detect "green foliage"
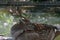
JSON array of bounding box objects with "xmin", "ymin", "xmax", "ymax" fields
[{"xmin": 0, "ymin": 9, "xmax": 14, "ymax": 36}]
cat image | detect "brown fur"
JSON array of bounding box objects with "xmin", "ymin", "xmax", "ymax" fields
[{"xmin": 11, "ymin": 21, "xmax": 56, "ymax": 40}]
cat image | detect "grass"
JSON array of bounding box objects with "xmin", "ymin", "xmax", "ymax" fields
[{"xmin": 54, "ymin": 35, "xmax": 60, "ymax": 40}]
